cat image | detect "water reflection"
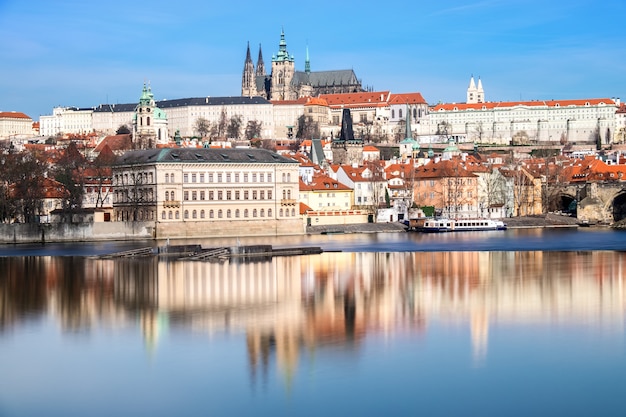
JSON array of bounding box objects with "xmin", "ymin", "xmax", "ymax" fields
[{"xmin": 1, "ymin": 251, "xmax": 625, "ymax": 374}]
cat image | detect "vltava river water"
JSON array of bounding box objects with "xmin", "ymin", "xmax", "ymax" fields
[{"xmin": 1, "ymin": 229, "xmax": 625, "ymax": 416}]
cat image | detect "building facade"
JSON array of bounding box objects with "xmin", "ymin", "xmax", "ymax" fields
[
  {"xmin": 112, "ymin": 148, "xmax": 302, "ymax": 237},
  {"xmin": 0, "ymin": 111, "xmax": 34, "ymax": 140},
  {"xmin": 39, "ymin": 107, "xmax": 94, "ymax": 137}
]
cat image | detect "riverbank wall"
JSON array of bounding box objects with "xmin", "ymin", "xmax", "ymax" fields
[{"xmin": 0, "ymin": 218, "xmax": 305, "ymax": 244}]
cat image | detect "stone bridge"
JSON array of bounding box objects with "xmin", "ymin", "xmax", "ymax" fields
[{"xmin": 554, "ymin": 182, "xmax": 626, "ymax": 224}]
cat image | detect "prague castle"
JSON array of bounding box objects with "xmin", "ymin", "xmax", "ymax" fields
[{"xmin": 242, "ymin": 29, "xmax": 364, "ymax": 101}]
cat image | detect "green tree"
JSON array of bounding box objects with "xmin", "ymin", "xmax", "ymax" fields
[{"xmin": 116, "ymin": 124, "xmax": 131, "ymax": 135}]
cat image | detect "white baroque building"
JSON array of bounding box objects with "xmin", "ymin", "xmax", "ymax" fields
[
  {"xmin": 112, "ymin": 147, "xmax": 302, "ymax": 238},
  {"xmin": 39, "ymin": 107, "xmax": 94, "ymax": 137},
  {"xmin": 418, "ymin": 77, "xmax": 620, "ymax": 145},
  {"xmin": 0, "ymin": 111, "xmax": 34, "ymax": 139}
]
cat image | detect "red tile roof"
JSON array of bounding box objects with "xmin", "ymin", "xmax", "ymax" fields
[
  {"xmin": 0, "ymin": 111, "xmax": 31, "ymax": 119},
  {"xmin": 299, "ymin": 173, "xmax": 352, "ymax": 191},
  {"xmin": 94, "ymin": 134, "xmax": 132, "ymax": 153},
  {"xmin": 319, "ymin": 91, "xmax": 390, "ymax": 109},
  {"xmin": 389, "ymin": 93, "xmax": 427, "ymax": 105},
  {"xmin": 432, "ymin": 98, "xmax": 616, "ymax": 112}
]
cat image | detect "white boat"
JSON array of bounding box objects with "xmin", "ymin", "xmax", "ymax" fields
[{"xmin": 409, "ymin": 218, "xmax": 507, "ymax": 233}]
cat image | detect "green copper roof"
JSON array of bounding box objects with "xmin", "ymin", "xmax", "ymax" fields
[{"xmin": 272, "ymin": 28, "xmax": 294, "ymax": 63}]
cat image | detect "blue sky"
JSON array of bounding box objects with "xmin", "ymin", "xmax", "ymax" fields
[{"xmin": 1, "ymin": 0, "xmax": 625, "ymax": 119}]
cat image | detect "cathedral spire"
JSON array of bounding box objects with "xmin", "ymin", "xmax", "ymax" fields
[
  {"xmin": 242, "ymin": 41, "xmax": 256, "ymax": 96},
  {"xmin": 256, "ymin": 44, "xmax": 265, "ymax": 76},
  {"xmin": 273, "ymin": 27, "xmax": 293, "ymax": 62}
]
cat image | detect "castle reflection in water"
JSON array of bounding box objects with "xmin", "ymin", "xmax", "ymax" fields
[{"xmin": 1, "ymin": 251, "xmax": 625, "ymax": 379}]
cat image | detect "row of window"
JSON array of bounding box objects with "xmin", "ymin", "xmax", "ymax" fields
[
  {"xmin": 161, "ymin": 207, "xmax": 297, "ymax": 220},
  {"xmin": 165, "ymin": 189, "xmax": 294, "ymax": 201},
  {"xmin": 165, "ymin": 172, "xmax": 292, "ymax": 184},
  {"xmin": 114, "ymin": 172, "xmax": 154, "ymax": 186}
]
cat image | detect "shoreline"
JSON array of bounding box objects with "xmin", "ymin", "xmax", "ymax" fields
[{"xmin": 306, "ymin": 214, "xmax": 586, "ymax": 235}]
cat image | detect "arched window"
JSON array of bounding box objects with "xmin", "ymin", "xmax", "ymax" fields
[
  {"xmin": 282, "ymin": 173, "xmax": 286, "ymax": 182},
  {"xmin": 291, "ymin": 208, "xmax": 295, "ymax": 217},
  {"xmin": 244, "ymin": 209, "xmax": 249, "ymax": 218},
  {"xmin": 165, "ymin": 173, "xmax": 169, "ymax": 183},
  {"xmin": 235, "ymin": 209, "xmax": 240, "ymax": 218},
  {"xmin": 227, "ymin": 209, "xmax": 231, "ymax": 218},
  {"xmin": 168, "ymin": 211, "xmax": 173, "ymax": 219},
  {"xmin": 171, "ymin": 191, "xmax": 175, "ymax": 200},
  {"xmin": 162, "ymin": 211, "xmax": 166, "ymax": 220},
  {"xmin": 192, "ymin": 210, "xmax": 197, "ymax": 219},
  {"xmin": 171, "ymin": 173, "xmax": 175, "ymax": 183},
  {"xmin": 399, "ymin": 109, "xmax": 403, "ymax": 118},
  {"xmin": 175, "ymin": 211, "xmax": 180, "ymax": 219},
  {"xmin": 287, "ymin": 173, "xmax": 291, "ymax": 182},
  {"xmin": 268, "ymin": 208, "xmax": 272, "ymax": 217},
  {"xmin": 165, "ymin": 191, "xmax": 169, "ymax": 201},
  {"xmin": 279, "ymin": 208, "xmax": 284, "ymax": 217},
  {"xmin": 147, "ymin": 116, "xmax": 151, "ymax": 126},
  {"xmin": 218, "ymin": 209, "xmax": 223, "ymax": 218},
  {"xmin": 285, "ymin": 209, "xmax": 289, "ymax": 217},
  {"xmin": 253, "ymin": 209, "xmax": 257, "ymax": 217},
  {"xmin": 260, "ymin": 209, "xmax": 264, "ymax": 217},
  {"xmin": 210, "ymin": 210, "xmax": 214, "ymax": 218},
  {"xmin": 200, "ymin": 210, "xmax": 205, "ymax": 219}
]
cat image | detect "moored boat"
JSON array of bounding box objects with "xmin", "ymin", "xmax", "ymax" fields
[{"xmin": 409, "ymin": 218, "xmax": 507, "ymax": 232}]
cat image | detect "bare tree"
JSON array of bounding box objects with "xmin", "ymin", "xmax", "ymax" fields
[
  {"xmin": 245, "ymin": 120, "xmax": 263, "ymax": 140},
  {"xmin": 216, "ymin": 108, "xmax": 228, "ymax": 139},
  {"xmin": 0, "ymin": 150, "xmax": 47, "ymax": 223},
  {"xmin": 53, "ymin": 142, "xmax": 87, "ymax": 221},
  {"xmin": 296, "ymin": 115, "xmax": 320, "ymax": 140},
  {"xmin": 227, "ymin": 115, "xmax": 243, "ymax": 139},
  {"xmin": 194, "ymin": 117, "xmax": 210, "ymax": 138}
]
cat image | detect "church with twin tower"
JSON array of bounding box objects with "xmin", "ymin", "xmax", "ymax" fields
[{"xmin": 242, "ymin": 29, "xmax": 365, "ymax": 100}]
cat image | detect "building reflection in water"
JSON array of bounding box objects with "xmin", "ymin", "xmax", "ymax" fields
[{"xmin": 1, "ymin": 251, "xmax": 625, "ymax": 379}]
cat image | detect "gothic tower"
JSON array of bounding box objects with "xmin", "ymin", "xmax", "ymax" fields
[
  {"xmin": 270, "ymin": 29, "xmax": 296, "ymax": 101},
  {"xmin": 242, "ymin": 42, "xmax": 256, "ymax": 97},
  {"xmin": 256, "ymin": 44, "xmax": 266, "ymax": 77}
]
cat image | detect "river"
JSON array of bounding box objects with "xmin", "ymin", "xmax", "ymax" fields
[{"xmin": 0, "ymin": 229, "xmax": 625, "ymax": 416}]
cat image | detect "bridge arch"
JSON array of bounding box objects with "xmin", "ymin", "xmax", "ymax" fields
[
  {"xmin": 610, "ymin": 191, "xmax": 626, "ymax": 222},
  {"xmin": 555, "ymin": 192, "xmax": 578, "ymax": 215}
]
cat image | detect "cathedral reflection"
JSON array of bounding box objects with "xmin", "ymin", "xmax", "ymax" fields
[{"xmin": 1, "ymin": 251, "xmax": 625, "ymax": 379}]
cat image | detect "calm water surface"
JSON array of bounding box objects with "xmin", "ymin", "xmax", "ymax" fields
[{"xmin": 1, "ymin": 230, "xmax": 626, "ymax": 416}]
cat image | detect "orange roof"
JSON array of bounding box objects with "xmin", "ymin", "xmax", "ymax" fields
[
  {"xmin": 414, "ymin": 159, "xmax": 477, "ymax": 179},
  {"xmin": 319, "ymin": 91, "xmax": 390, "ymax": 109},
  {"xmin": 299, "ymin": 202, "xmax": 313, "ymax": 214},
  {"xmin": 270, "ymin": 97, "xmax": 310, "ymax": 105},
  {"xmin": 94, "ymin": 134, "xmax": 132, "ymax": 153},
  {"xmin": 389, "ymin": 93, "xmax": 427, "ymax": 105},
  {"xmin": 299, "ymin": 173, "xmax": 352, "ymax": 191},
  {"xmin": 433, "ymin": 98, "xmax": 616, "ymax": 112},
  {"xmin": 305, "ymin": 97, "xmax": 329, "ymax": 107},
  {"xmin": 363, "ymin": 145, "xmax": 379, "ymax": 152},
  {"xmin": 0, "ymin": 111, "xmax": 31, "ymax": 119}
]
